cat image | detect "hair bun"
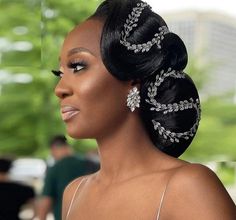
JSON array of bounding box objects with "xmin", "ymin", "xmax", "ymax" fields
[{"xmin": 160, "ymin": 32, "xmax": 188, "ymax": 71}]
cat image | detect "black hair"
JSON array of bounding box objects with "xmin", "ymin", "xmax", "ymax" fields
[
  {"xmin": 49, "ymin": 135, "xmax": 68, "ymax": 148},
  {"xmin": 90, "ymin": 0, "xmax": 200, "ymax": 157},
  {"xmin": 0, "ymin": 158, "xmax": 12, "ymax": 173}
]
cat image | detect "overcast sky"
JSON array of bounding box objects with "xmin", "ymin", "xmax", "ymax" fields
[{"xmin": 146, "ymin": 0, "xmax": 236, "ymax": 18}]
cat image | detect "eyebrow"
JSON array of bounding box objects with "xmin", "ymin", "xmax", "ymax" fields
[
  {"xmin": 68, "ymin": 47, "xmax": 95, "ymax": 57},
  {"xmin": 59, "ymin": 47, "xmax": 95, "ymax": 61}
]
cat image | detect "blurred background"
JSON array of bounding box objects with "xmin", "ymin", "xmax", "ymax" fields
[{"xmin": 0, "ymin": 0, "xmax": 235, "ymax": 218}]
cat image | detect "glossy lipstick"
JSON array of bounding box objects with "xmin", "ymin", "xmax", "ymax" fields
[{"xmin": 61, "ymin": 106, "xmax": 80, "ymax": 121}]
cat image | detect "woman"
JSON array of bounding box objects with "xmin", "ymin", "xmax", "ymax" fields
[{"xmin": 52, "ymin": 0, "xmax": 236, "ymax": 219}]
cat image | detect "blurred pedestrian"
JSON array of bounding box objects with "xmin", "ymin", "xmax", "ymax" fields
[
  {"xmin": 36, "ymin": 135, "xmax": 98, "ymax": 220},
  {"xmin": 0, "ymin": 157, "xmax": 35, "ymax": 220}
]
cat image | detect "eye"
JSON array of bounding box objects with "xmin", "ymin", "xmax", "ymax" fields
[
  {"xmin": 68, "ymin": 60, "xmax": 87, "ymax": 73},
  {"xmin": 52, "ymin": 70, "xmax": 63, "ymax": 78}
]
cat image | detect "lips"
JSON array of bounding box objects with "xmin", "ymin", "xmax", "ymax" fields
[{"xmin": 61, "ymin": 106, "xmax": 80, "ymax": 121}]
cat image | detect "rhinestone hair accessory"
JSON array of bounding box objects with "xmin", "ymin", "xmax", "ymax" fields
[
  {"xmin": 145, "ymin": 68, "xmax": 201, "ymax": 143},
  {"xmin": 120, "ymin": 2, "xmax": 169, "ymax": 53},
  {"xmin": 127, "ymin": 87, "xmax": 141, "ymax": 112}
]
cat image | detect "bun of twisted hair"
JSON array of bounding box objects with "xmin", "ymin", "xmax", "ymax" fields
[{"xmin": 90, "ymin": 0, "xmax": 200, "ymax": 157}]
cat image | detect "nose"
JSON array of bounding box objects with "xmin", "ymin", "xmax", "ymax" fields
[{"xmin": 54, "ymin": 78, "xmax": 72, "ymax": 99}]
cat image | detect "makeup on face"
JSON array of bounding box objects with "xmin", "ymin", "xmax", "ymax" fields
[
  {"xmin": 52, "ymin": 47, "xmax": 94, "ymax": 78},
  {"xmin": 60, "ymin": 105, "xmax": 80, "ymax": 121}
]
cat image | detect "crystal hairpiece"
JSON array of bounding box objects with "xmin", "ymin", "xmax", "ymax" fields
[
  {"xmin": 145, "ymin": 68, "xmax": 201, "ymax": 143},
  {"xmin": 120, "ymin": 2, "xmax": 169, "ymax": 53}
]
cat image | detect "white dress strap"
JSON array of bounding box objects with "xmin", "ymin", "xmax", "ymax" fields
[
  {"xmin": 156, "ymin": 185, "xmax": 168, "ymax": 220},
  {"xmin": 66, "ymin": 177, "xmax": 87, "ymax": 220},
  {"xmin": 155, "ymin": 165, "xmax": 187, "ymax": 220}
]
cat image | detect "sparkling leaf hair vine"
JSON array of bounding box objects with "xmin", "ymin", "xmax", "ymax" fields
[
  {"xmin": 121, "ymin": 1, "xmax": 201, "ymax": 143},
  {"xmin": 120, "ymin": 2, "xmax": 169, "ymax": 53},
  {"xmin": 145, "ymin": 68, "xmax": 201, "ymax": 143}
]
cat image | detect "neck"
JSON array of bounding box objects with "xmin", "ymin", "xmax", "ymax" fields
[{"xmin": 95, "ymin": 113, "xmax": 161, "ymax": 184}]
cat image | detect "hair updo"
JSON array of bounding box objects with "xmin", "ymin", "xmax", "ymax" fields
[{"xmin": 90, "ymin": 0, "xmax": 200, "ymax": 157}]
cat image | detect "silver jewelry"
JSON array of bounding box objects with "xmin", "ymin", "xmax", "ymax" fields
[
  {"xmin": 146, "ymin": 68, "xmax": 185, "ymax": 100},
  {"xmin": 127, "ymin": 87, "xmax": 141, "ymax": 112},
  {"xmin": 145, "ymin": 68, "xmax": 201, "ymax": 143},
  {"xmin": 146, "ymin": 98, "xmax": 199, "ymax": 114},
  {"xmin": 120, "ymin": 2, "xmax": 169, "ymax": 53}
]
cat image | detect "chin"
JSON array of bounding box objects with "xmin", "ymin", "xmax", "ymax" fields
[{"xmin": 66, "ymin": 126, "xmax": 94, "ymax": 139}]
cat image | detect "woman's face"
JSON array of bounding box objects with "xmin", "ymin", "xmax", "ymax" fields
[{"xmin": 55, "ymin": 19, "xmax": 131, "ymax": 139}]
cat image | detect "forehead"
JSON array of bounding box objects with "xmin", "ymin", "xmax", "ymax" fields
[{"xmin": 60, "ymin": 19, "xmax": 104, "ymax": 59}]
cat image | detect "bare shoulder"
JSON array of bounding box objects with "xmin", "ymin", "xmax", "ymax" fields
[
  {"xmin": 163, "ymin": 163, "xmax": 236, "ymax": 220},
  {"xmin": 172, "ymin": 163, "xmax": 232, "ymax": 194},
  {"xmin": 62, "ymin": 175, "xmax": 90, "ymax": 220},
  {"xmin": 64, "ymin": 175, "xmax": 88, "ymax": 196},
  {"xmin": 172, "ymin": 163, "xmax": 222, "ymax": 183}
]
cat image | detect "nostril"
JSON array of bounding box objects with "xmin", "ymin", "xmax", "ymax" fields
[
  {"xmin": 55, "ymin": 89, "xmax": 70, "ymax": 99},
  {"xmin": 61, "ymin": 93, "xmax": 69, "ymax": 99},
  {"xmin": 54, "ymin": 83, "xmax": 71, "ymax": 99}
]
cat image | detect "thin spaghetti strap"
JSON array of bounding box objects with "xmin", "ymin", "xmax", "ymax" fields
[
  {"xmin": 66, "ymin": 177, "xmax": 87, "ymax": 220},
  {"xmin": 156, "ymin": 185, "xmax": 167, "ymax": 220},
  {"xmin": 155, "ymin": 164, "xmax": 188, "ymax": 220}
]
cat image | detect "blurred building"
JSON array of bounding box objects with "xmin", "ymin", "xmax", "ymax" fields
[{"xmin": 163, "ymin": 11, "xmax": 236, "ymax": 97}]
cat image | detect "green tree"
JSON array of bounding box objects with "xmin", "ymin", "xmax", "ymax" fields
[{"xmin": 0, "ymin": 0, "xmax": 101, "ymax": 157}]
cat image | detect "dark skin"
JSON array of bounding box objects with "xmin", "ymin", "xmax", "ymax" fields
[{"xmin": 55, "ymin": 19, "xmax": 236, "ymax": 220}]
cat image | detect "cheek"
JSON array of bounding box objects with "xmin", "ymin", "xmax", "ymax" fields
[
  {"xmin": 82, "ymin": 78, "xmax": 126, "ymax": 114},
  {"xmin": 76, "ymin": 72, "xmax": 128, "ymax": 134},
  {"xmin": 78, "ymin": 67, "xmax": 126, "ymax": 109}
]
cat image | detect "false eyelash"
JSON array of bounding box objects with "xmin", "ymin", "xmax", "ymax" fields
[{"xmin": 51, "ymin": 70, "xmax": 63, "ymax": 77}]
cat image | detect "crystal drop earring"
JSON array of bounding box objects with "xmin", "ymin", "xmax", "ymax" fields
[{"xmin": 127, "ymin": 87, "xmax": 141, "ymax": 112}]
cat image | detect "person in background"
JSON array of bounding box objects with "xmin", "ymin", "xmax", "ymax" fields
[
  {"xmin": 0, "ymin": 157, "xmax": 35, "ymax": 220},
  {"xmin": 36, "ymin": 135, "xmax": 99, "ymax": 220}
]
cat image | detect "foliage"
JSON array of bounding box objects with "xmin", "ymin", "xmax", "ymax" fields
[
  {"xmin": 0, "ymin": 0, "xmax": 101, "ymax": 158},
  {"xmin": 216, "ymin": 162, "xmax": 235, "ymax": 186},
  {"xmin": 0, "ymin": 0, "xmax": 41, "ymax": 67}
]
